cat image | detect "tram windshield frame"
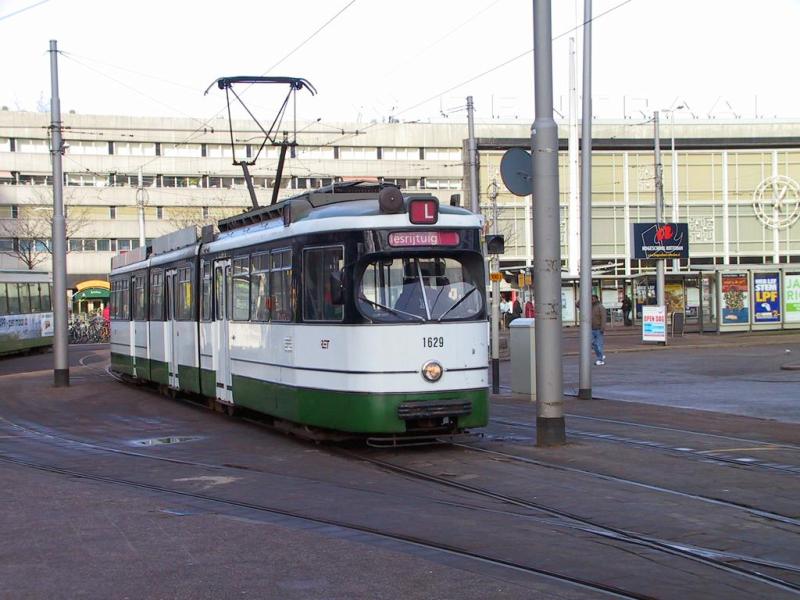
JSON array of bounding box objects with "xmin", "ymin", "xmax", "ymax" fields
[{"xmin": 356, "ymin": 253, "xmax": 485, "ymax": 323}]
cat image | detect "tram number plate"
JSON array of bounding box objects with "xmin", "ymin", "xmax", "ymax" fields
[{"xmin": 423, "ymin": 336, "xmax": 444, "ymax": 348}]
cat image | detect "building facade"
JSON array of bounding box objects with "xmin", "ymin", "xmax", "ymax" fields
[{"xmin": 1, "ymin": 110, "xmax": 799, "ymax": 298}]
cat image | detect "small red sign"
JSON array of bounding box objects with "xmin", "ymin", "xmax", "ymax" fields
[
  {"xmin": 389, "ymin": 231, "xmax": 460, "ymax": 247},
  {"xmin": 409, "ymin": 199, "xmax": 438, "ymax": 224}
]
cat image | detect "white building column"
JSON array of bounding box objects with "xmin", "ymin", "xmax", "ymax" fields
[
  {"xmin": 772, "ymin": 151, "xmax": 781, "ymax": 264},
  {"xmin": 722, "ymin": 150, "xmax": 730, "ymax": 264},
  {"xmin": 623, "ymin": 152, "xmax": 631, "ymax": 275}
]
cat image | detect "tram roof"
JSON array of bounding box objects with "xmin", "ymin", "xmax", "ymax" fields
[{"xmin": 216, "ymin": 180, "xmax": 475, "ymax": 233}]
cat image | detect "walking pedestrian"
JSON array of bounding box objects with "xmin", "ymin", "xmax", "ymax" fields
[
  {"xmin": 511, "ymin": 297, "xmax": 522, "ymax": 322},
  {"xmin": 591, "ymin": 294, "xmax": 606, "ymax": 365},
  {"xmin": 499, "ymin": 296, "xmax": 511, "ymax": 329},
  {"xmin": 621, "ymin": 294, "xmax": 632, "ymax": 326}
]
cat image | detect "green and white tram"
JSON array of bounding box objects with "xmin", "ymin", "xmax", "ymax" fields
[
  {"xmin": 110, "ymin": 182, "xmax": 489, "ymax": 438},
  {"xmin": 0, "ymin": 270, "xmax": 54, "ymax": 356}
]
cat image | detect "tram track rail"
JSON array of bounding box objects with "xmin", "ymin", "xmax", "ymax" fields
[
  {"xmin": 490, "ymin": 416, "xmax": 800, "ymax": 476},
  {"xmin": 0, "ymin": 447, "xmax": 656, "ymax": 600},
  {"xmin": 1, "ymin": 426, "xmax": 798, "ymax": 599},
  {"xmin": 22, "ymin": 352, "xmax": 797, "ymax": 596},
  {"xmin": 345, "ymin": 449, "xmax": 800, "ymax": 596}
]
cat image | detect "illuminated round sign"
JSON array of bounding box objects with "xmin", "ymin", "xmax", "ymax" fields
[{"xmin": 753, "ymin": 175, "xmax": 800, "ymax": 230}]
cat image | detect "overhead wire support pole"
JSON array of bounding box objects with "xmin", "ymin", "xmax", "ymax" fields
[
  {"xmin": 467, "ymin": 96, "xmax": 480, "ymax": 214},
  {"xmin": 654, "ymin": 111, "xmax": 666, "ymax": 311},
  {"xmin": 49, "ymin": 39, "xmax": 69, "ymax": 387},
  {"xmin": 531, "ymin": 0, "xmax": 565, "ymax": 445},
  {"xmin": 489, "ymin": 179, "xmax": 501, "ymax": 394},
  {"xmin": 578, "ymin": 0, "xmax": 593, "ymax": 400}
]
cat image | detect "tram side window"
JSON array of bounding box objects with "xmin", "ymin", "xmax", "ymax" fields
[
  {"xmin": 232, "ymin": 257, "xmax": 250, "ymax": 321},
  {"xmin": 150, "ymin": 271, "xmax": 164, "ymax": 320},
  {"xmin": 18, "ymin": 282, "xmax": 31, "ymax": 314},
  {"xmin": 28, "ymin": 283, "xmax": 41, "ymax": 312},
  {"xmin": 303, "ymin": 246, "xmax": 344, "ymax": 322},
  {"xmin": 111, "ymin": 279, "xmax": 130, "ymax": 320},
  {"xmin": 271, "ymin": 249, "xmax": 293, "ymax": 322},
  {"xmin": 132, "ymin": 274, "xmax": 147, "ymax": 321},
  {"xmin": 0, "ymin": 283, "xmax": 7, "ymax": 315},
  {"xmin": 7, "ymin": 283, "xmax": 20, "ymax": 315},
  {"xmin": 250, "ymin": 253, "xmax": 270, "ymax": 322},
  {"xmin": 40, "ymin": 283, "xmax": 51, "ymax": 312},
  {"xmin": 120, "ymin": 279, "xmax": 130, "ymax": 320},
  {"xmin": 201, "ymin": 262, "xmax": 212, "ymax": 321},
  {"xmin": 175, "ymin": 267, "xmax": 193, "ymax": 321}
]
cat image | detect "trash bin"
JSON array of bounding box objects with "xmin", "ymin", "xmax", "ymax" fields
[{"xmin": 510, "ymin": 318, "xmax": 536, "ymax": 398}]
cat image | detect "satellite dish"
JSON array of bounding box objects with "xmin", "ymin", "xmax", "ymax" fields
[{"xmin": 500, "ymin": 148, "xmax": 533, "ymax": 196}]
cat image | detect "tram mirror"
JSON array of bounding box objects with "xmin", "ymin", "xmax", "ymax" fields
[
  {"xmin": 329, "ymin": 270, "xmax": 344, "ymax": 305},
  {"xmin": 485, "ymin": 234, "xmax": 505, "ymax": 255}
]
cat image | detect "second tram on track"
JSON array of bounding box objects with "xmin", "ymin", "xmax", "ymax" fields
[{"xmin": 109, "ymin": 182, "xmax": 489, "ymax": 440}]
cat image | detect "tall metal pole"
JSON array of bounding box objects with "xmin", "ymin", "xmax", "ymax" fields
[
  {"xmin": 654, "ymin": 111, "xmax": 665, "ymax": 308},
  {"xmin": 137, "ymin": 167, "xmax": 146, "ymax": 247},
  {"xmin": 567, "ymin": 37, "xmax": 579, "ymax": 277},
  {"xmin": 670, "ymin": 109, "xmax": 679, "ymax": 272},
  {"xmin": 49, "ymin": 40, "xmax": 69, "ymax": 387},
  {"xmin": 531, "ymin": 0, "xmax": 565, "ymax": 445},
  {"xmin": 467, "ymin": 96, "xmax": 480, "ymax": 214},
  {"xmin": 577, "ymin": 0, "xmax": 593, "ymax": 400},
  {"xmin": 489, "ymin": 179, "xmax": 500, "ymax": 394}
]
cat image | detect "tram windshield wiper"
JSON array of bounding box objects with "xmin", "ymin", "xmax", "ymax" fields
[
  {"xmin": 358, "ymin": 295, "xmax": 425, "ymax": 323},
  {"xmin": 437, "ymin": 287, "xmax": 477, "ymax": 322}
]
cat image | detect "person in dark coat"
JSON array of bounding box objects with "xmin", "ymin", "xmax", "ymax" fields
[{"xmin": 621, "ymin": 295, "xmax": 632, "ymax": 326}]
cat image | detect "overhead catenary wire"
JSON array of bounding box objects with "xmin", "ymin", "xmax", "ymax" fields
[{"xmin": 321, "ymin": 0, "xmax": 636, "ymax": 148}]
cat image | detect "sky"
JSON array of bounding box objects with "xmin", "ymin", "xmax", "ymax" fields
[{"xmin": 1, "ymin": 0, "xmax": 799, "ymax": 126}]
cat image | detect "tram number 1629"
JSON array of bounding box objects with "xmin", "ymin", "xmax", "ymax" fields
[{"xmin": 423, "ymin": 336, "xmax": 445, "ymax": 348}]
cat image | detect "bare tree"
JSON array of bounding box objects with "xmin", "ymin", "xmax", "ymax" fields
[
  {"xmin": 165, "ymin": 196, "xmax": 244, "ymax": 232},
  {"xmin": 0, "ymin": 190, "xmax": 90, "ymax": 270}
]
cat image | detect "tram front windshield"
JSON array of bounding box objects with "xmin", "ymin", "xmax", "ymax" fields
[{"xmin": 358, "ymin": 256, "xmax": 484, "ymax": 322}]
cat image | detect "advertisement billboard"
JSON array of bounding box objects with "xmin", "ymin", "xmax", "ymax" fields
[
  {"xmin": 785, "ymin": 274, "xmax": 800, "ymax": 324},
  {"xmin": 631, "ymin": 223, "xmax": 689, "ymax": 259},
  {"xmin": 642, "ymin": 305, "xmax": 666, "ymax": 342},
  {"xmin": 753, "ymin": 273, "xmax": 781, "ymax": 323},
  {"xmin": 721, "ymin": 274, "xmax": 749, "ymax": 324}
]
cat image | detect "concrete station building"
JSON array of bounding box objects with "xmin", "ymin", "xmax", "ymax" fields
[{"xmin": 1, "ymin": 110, "xmax": 799, "ymax": 327}]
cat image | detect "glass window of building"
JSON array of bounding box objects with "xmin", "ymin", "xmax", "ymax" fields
[
  {"xmin": 17, "ymin": 139, "xmax": 49, "ymax": 153},
  {"xmin": 206, "ymin": 144, "xmax": 247, "ymax": 159},
  {"xmin": 66, "ymin": 173, "xmax": 107, "ymax": 187},
  {"xmin": 424, "ymin": 148, "xmax": 461, "ymax": 161},
  {"xmin": 161, "ymin": 143, "xmax": 202, "ymax": 158},
  {"xmin": 424, "ymin": 178, "xmax": 462, "ymax": 190},
  {"xmin": 382, "ymin": 147, "xmax": 419, "ymax": 161},
  {"xmin": 339, "ymin": 146, "xmax": 377, "ymax": 160},
  {"xmin": 66, "ymin": 140, "xmax": 108, "ymax": 155},
  {"xmin": 0, "ymin": 138, "xmax": 10, "ymax": 152},
  {"xmin": 114, "ymin": 142, "xmax": 157, "ymax": 156},
  {"xmin": 296, "ymin": 146, "xmax": 335, "ymax": 160}
]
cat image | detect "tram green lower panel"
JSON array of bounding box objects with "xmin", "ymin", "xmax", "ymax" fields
[
  {"xmin": 231, "ymin": 374, "xmax": 489, "ymax": 434},
  {"xmin": 0, "ymin": 336, "xmax": 52, "ymax": 356},
  {"xmin": 111, "ymin": 352, "xmax": 134, "ymax": 376},
  {"xmin": 111, "ymin": 354, "xmax": 167, "ymax": 386}
]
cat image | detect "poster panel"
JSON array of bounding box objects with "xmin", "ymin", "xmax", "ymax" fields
[
  {"xmin": 753, "ymin": 273, "xmax": 781, "ymax": 323},
  {"xmin": 721, "ymin": 274, "xmax": 749, "ymax": 324},
  {"xmin": 642, "ymin": 305, "xmax": 666, "ymax": 342},
  {"xmin": 561, "ymin": 287, "xmax": 576, "ymax": 323},
  {"xmin": 785, "ymin": 274, "xmax": 800, "ymax": 323},
  {"xmin": 665, "ymin": 282, "xmax": 685, "ymax": 315}
]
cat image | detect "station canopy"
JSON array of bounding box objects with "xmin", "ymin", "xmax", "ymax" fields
[{"xmin": 72, "ymin": 279, "xmax": 110, "ymax": 301}]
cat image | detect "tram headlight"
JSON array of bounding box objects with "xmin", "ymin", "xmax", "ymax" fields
[{"xmin": 421, "ymin": 360, "xmax": 443, "ymax": 383}]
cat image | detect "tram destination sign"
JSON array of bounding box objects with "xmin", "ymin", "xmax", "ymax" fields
[
  {"xmin": 631, "ymin": 222, "xmax": 689, "ymax": 259},
  {"xmin": 388, "ymin": 231, "xmax": 460, "ymax": 247}
]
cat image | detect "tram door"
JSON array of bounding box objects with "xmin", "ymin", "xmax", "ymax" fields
[
  {"xmin": 213, "ymin": 260, "xmax": 233, "ymax": 404},
  {"xmin": 164, "ymin": 269, "xmax": 180, "ymax": 389}
]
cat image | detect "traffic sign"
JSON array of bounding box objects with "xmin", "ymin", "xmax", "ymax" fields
[
  {"xmin": 500, "ymin": 148, "xmax": 533, "ymax": 196},
  {"xmin": 490, "ymin": 272, "xmax": 503, "ymax": 282}
]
